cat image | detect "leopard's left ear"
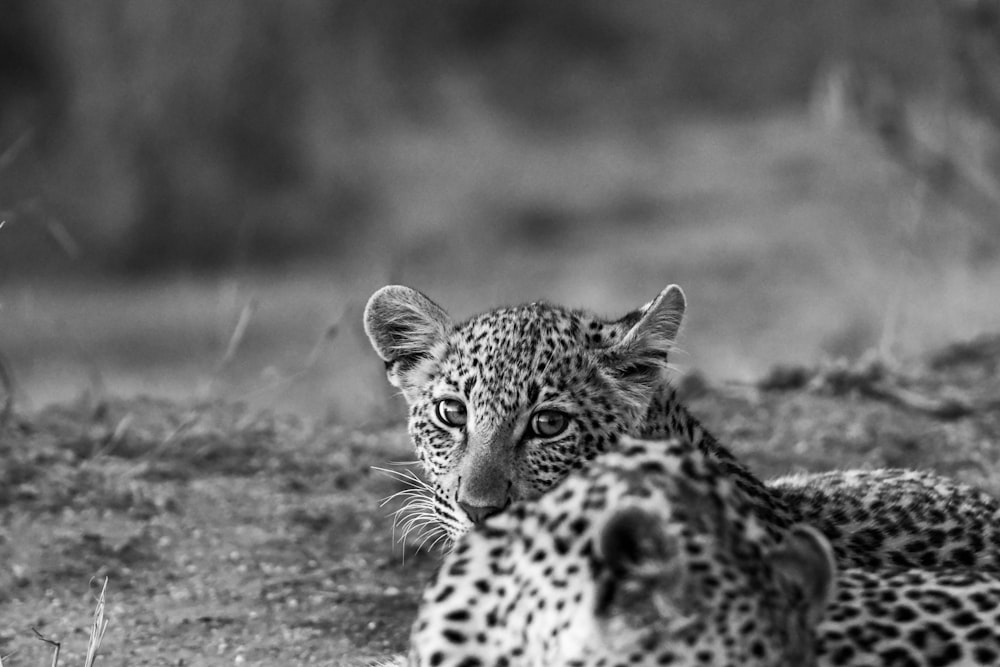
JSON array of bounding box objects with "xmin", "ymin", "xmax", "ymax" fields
[
  {"xmin": 603, "ymin": 284, "xmax": 685, "ymax": 384},
  {"xmin": 596, "ymin": 507, "xmax": 679, "ymax": 616},
  {"xmin": 767, "ymin": 524, "xmax": 836, "ymax": 627},
  {"xmin": 626, "ymin": 283, "xmax": 685, "ymax": 348},
  {"xmin": 595, "ymin": 506, "xmax": 685, "ymax": 617},
  {"xmin": 599, "ymin": 507, "xmax": 677, "ymax": 580}
]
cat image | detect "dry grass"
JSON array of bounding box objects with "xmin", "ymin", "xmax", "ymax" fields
[
  {"xmin": 12, "ymin": 579, "xmax": 108, "ymax": 667},
  {"xmin": 0, "ymin": 334, "xmax": 997, "ymax": 664},
  {"xmin": 2, "ymin": 111, "xmax": 999, "ymax": 425},
  {"xmin": 0, "ymin": 396, "xmax": 424, "ymax": 665},
  {"xmin": 82, "ymin": 579, "xmax": 108, "ymax": 667}
]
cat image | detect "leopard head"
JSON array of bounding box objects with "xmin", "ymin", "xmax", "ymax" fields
[
  {"xmin": 364, "ymin": 284, "xmax": 685, "ymax": 541},
  {"xmin": 407, "ymin": 440, "xmax": 836, "ymax": 666}
]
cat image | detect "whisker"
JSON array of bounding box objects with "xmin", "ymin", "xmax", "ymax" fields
[
  {"xmin": 415, "ymin": 524, "xmax": 448, "ymax": 551},
  {"xmin": 371, "ymin": 463, "xmax": 453, "ymax": 556},
  {"xmin": 396, "ymin": 496, "xmax": 429, "ymax": 513},
  {"xmin": 399, "ymin": 517, "xmax": 424, "ymax": 535},
  {"xmin": 371, "ymin": 466, "xmax": 430, "ymax": 487},
  {"xmin": 389, "ymin": 496, "xmax": 433, "ymax": 518},
  {"xmin": 380, "ymin": 488, "xmax": 431, "ymax": 508},
  {"xmin": 414, "ymin": 531, "xmax": 436, "ymax": 551},
  {"xmin": 399, "ymin": 508, "xmax": 430, "ymax": 525},
  {"xmin": 402, "ymin": 516, "xmax": 434, "ymax": 536},
  {"xmin": 386, "ymin": 497, "xmax": 439, "ymax": 552},
  {"xmin": 427, "ymin": 532, "xmax": 449, "ymax": 554},
  {"xmin": 400, "ymin": 517, "xmax": 436, "ymax": 538}
]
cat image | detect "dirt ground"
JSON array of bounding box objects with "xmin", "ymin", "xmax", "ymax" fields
[{"xmin": 1, "ymin": 334, "xmax": 999, "ymax": 666}]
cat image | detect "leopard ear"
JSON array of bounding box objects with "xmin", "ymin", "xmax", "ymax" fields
[
  {"xmin": 603, "ymin": 284, "xmax": 685, "ymax": 384},
  {"xmin": 596, "ymin": 506, "xmax": 686, "ymax": 619},
  {"xmin": 363, "ymin": 285, "xmax": 452, "ymax": 389},
  {"xmin": 767, "ymin": 524, "xmax": 836, "ymax": 627},
  {"xmin": 621, "ymin": 284, "xmax": 685, "ymax": 352},
  {"xmin": 600, "ymin": 507, "xmax": 677, "ymax": 578}
]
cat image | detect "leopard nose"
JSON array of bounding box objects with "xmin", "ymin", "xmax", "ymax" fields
[{"xmin": 459, "ymin": 501, "xmax": 506, "ymax": 524}]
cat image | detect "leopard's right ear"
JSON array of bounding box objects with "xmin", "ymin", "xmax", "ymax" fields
[{"xmin": 364, "ymin": 285, "xmax": 452, "ymax": 388}]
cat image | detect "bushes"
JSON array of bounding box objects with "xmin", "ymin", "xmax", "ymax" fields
[{"xmin": 0, "ymin": 0, "xmax": 946, "ymax": 274}]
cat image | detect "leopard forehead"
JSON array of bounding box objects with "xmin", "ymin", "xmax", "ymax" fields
[
  {"xmin": 459, "ymin": 301, "xmax": 634, "ymax": 342},
  {"xmin": 449, "ymin": 302, "xmax": 630, "ymax": 361},
  {"xmin": 422, "ymin": 302, "xmax": 635, "ymax": 420}
]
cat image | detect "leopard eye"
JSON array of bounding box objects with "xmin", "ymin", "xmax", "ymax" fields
[
  {"xmin": 435, "ymin": 398, "xmax": 468, "ymax": 428},
  {"xmin": 529, "ymin": 410, "xmax": 569, "ymax": 439}
]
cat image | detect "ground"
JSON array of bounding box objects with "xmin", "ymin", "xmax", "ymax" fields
[{"xmin": 0, "ymin": 335, "xmax": 998, "ymax": 666}]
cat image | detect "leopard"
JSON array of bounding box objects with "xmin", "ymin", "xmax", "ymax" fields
[
  {"xmin": 363, "ymin": 283, "xmax": 1000, "ymax": 570},
  {"xmin": 407, "ymin": 437, "xmax": 1000, "ymax": 667}
]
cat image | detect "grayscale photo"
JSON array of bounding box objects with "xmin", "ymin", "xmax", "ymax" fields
[{"xmin": 1, "ymin": 1, "xmax": 1000, "ymax": 665}]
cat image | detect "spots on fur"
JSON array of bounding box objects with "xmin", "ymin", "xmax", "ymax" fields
[
  {"xmin": 365, "ymin": 285, "xmax": 1000, "ymax": 574},
  {"xmin": 409, "ymin": 439, "xmax": 1000, "ymax": 666}
]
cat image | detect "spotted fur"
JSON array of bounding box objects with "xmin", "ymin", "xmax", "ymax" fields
[
  {"xmin": 364, "ymin": 285, "xmax": 1000, "ymax": 571},
  {"xmin": 409, "ymin": 438, "xmax": 1000, "ymax": 667},
  {"xmin": 365, "ymin": 284, "xmax": 685, "ymax": 541}
]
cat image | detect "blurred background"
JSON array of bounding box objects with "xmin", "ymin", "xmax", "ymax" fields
[{"xmin": 2, "ymin": 0, "xmax": 999, "ymax": 423}]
